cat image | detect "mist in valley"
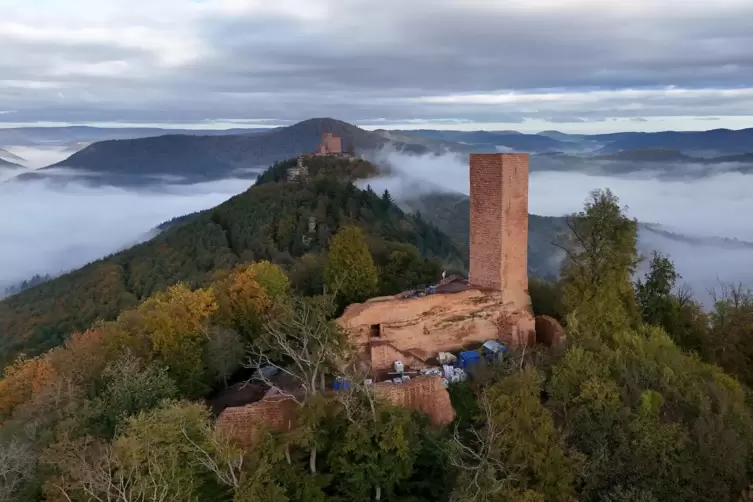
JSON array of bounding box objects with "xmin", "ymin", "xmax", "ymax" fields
[
  {"xmin": 0, "ymin": 174, "xmax": 253, "ymax": 296},
  {"xmin": 369, "ymin": 148, "xmax": 753, "ymax": 305}
]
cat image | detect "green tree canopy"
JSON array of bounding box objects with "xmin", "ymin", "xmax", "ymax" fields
[
  {"xmin": 557, "ymin": 188, "xmax": 639, "ymax": 332},
  {"xmin": 324, "ymin": 225, "xmax": 378, "ymax": 306}
]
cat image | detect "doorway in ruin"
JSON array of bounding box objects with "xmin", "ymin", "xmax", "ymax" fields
[{"xmin": 370, "ymin": 324, "xmax": 381, "ymax": 338}]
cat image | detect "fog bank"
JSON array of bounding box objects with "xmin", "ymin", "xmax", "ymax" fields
[
  {"xmin": 0, "ymin": 177, "xmax": 252, "ymax": 295},
  {"xmin": 372, "ymin": 150, "xmax": 753, "ymax": 301}
]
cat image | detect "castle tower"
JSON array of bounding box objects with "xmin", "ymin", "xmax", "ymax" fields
[{"xmin": 469, "ymin": 153, "xmax": 529, "ymax": 306}]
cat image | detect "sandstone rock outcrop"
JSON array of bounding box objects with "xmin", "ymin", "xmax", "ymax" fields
[
  {"xmin": 337, "ymin": 289, "xmax": 535, "ymax": 375},
  {"xmin": 535, "ymin": 315, "xmax": 566, "ymax": 347}
]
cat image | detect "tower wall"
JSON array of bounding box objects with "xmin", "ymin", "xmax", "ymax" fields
[{"xmin": 468, "ymin": 153, "xmax": 529, "ymax": 304}]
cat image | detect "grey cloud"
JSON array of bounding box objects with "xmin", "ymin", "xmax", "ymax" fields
[{"xmin": 2, "ymin": 0, "xmax": 753, "ymax": 125}]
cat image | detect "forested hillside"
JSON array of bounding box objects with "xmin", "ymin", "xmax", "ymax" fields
[
  {"xmin": 403, "ymin": 192, "xmax": 567, "ymax": 278},
  {"xmin": 4, "ymin": 187, "xmax": 753, "ymax": 501},
  {"xmin": 0, "ymin": 155, "xmax": 463, "ymax": 369}
]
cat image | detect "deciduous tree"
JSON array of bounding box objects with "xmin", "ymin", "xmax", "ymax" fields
[{"xmin": 324, "ymin": 225, "xmax": 378, "ymax": 306}]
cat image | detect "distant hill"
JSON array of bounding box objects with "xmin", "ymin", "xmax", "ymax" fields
[
  {"xmin": 596, "ymin": 148, "xmax": 697, "ymax": 162},
  {"xmin": 402, "ymin": 192, "xmax": 567, "ymax": 279},
  {"xmin": 400, "ymin": 127, "xmax": 753, "ymax": 156},
  {"xmin": 592, "ymin": 128, "xmax": 753, "ymax": 156},
  {"xmin": 0, "ymin": 147, "xmax": 24, "ymax": 165},
  {"xmin": 0, "ymin": 155, "xmax": 465, "ymax": 369},
  {"xmin": 0, "ymin": 125, "xmax": 270, "ymax": 148},
  {"xmin": 0, "ymin": 157, "xmax": 21, "ymax": 168},
  {"xmin": 27, "ymin": 118, "xmax": 438, "ymax": 185},
  {"xmin": 386, "ymin": 129, "xmax": 572, "ymax": 153}
]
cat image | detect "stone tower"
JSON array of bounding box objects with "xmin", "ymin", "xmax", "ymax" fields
[{"xmin": 468, "ymin": 153, "xmax": 529, "ymax": 306}]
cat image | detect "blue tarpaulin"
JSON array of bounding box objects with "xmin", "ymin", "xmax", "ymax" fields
[{"xmin": 458, "ymin": 351, "xmax": 481, "ymax": 368}]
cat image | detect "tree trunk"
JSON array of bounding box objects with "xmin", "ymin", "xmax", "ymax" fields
[
  {"xmin": 310, "ymin": 447, "xmax": 317, "ymax": 474},
  {"xmin": 375, "ymin": 485, "xmax": 381, "ymax": 501}
]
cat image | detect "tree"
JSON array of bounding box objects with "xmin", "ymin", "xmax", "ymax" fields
[
  {"xmin": 0, "ymin": 355, "xmax": 56, "ymax": 419},
  {"xmin": 91, "ymin": 352, "xmax": 179, "ymax": 437},
  {"xmin": 132, "ymin": 284, "xmax": 218, "ymax": 397},
  {"xmin": 0, "ymin": 436, "xmax": 35, "ymax": 502},
  {"xmin": 547, "ymin": 319, "xmax": 753, "ymax": 500},
  {"xmin": 635, "ymin": 251, "xmax": 680, "ymax": 327},
  {"xmin": 324, "ymin": 225, "xmax": 378, "ymax": 306},
  {"xmin": 449, "ymin": 368, "xmax": 581, "ymax": 502},
  {"xmin": 556, "ymin": 189, "xmax": 639, "ymax": 333},
  {"xmin": 381, "ymin": 189, "xmax": 393, "ymax": 206},
  {"xmin": 204, "ymin": 327, "xmax": 245, "ymax": 388},
  {"xmin": 327, "ymin": 384, "xmax": 422, "ymax": 501},
  {"xmin": 113, "ymin": 401, "xmax": 227, "ymax": 501},
  {"xmin": 246, "ymin": 295, "xmax": 352, "ymax": 474},
  {"xmin": 247, "ymin": 261, "xmax": 291, "ymax": 307},
  {"xmin": 213, "ymin": 264, "xmax": 272, "ymax": 341}
]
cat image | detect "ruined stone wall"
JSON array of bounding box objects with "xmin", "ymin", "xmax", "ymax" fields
[
  {"xmin": 374, "ymin": 376, "xmax": 455, "ymax": 426},
  {"xmin": 469, "ymin": 153, "xmax": 529, "ymax": 307},
  {"xmin": 216, "ymin": 377, "xmax": 454, "ymax": 446},
  {"xmin": 216, "ymin": 397, "xmax": 298, "ymax": 448}
]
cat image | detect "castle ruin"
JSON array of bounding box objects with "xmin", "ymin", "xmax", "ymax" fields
[
  {"xmin": 217, "ymin": 153, "xmax": 538, "ymax": 444},
  {"xmin": 337, "ymin": 153, "xmax": 535, "ymax": 376},
  {"xmin": 315, "ymin": 132, "xmax": 343, "ymax": 156},
  {"xmin": 469, "ymin": 153, "xmax": 530, "ymax": 307}
]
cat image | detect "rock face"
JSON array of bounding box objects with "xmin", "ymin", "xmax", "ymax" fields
[
  {"xmin": 337, "ymin": 289, "xmax": 535, "ymax": 375},
  {"xmin": 216, "ymin": 376, "xmax": 454, "ymax": 446},
  {"xmin": 535, "ymin": 315, "xmax": 566, "ymax": 347}
]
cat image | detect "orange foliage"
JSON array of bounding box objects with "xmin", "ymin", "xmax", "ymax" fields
[
  {"xmin": 0, "ymin": 354, "xmax": 57, "ymax": 417},
  {"xmin": 48, "ymin": 329, "xmax": 109, "ymax": 387},
  {"xmin": 214, "ymin": 264, "xmax": 272, "ymax": 334}
]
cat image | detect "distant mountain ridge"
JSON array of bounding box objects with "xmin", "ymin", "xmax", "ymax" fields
[
  {"xmin": 0, "ymin": 125, "xmax": 271, "ymax": 148},
  {"xmin": 24, "ymin": 118, "xmax": 440, "ymax": 185}
]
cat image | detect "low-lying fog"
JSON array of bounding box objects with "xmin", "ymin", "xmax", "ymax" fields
[
  {"xmin": 0, "ymin": 176, "xmax": 252, "ymax": 295},
  {"xmin": 2, "ymin": 147, "xmax": 752, "ymax": 308},
  {"xmin": 371, "ymin": 149, "xmax": 753, "ymax": 305}
]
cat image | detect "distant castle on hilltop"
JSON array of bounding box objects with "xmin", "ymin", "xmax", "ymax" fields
[
  {"xmin": 287, "ymin": 132, "xmax": 350, "ymax": 181},
  {"xmin": 315, "ymin": 132, "xmax": 343, "ymax": 156}
]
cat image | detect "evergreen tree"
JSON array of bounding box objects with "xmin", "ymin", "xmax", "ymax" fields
[{"xmin": 635, "ymin": 251, "xmax": 680, "ymax": 327}]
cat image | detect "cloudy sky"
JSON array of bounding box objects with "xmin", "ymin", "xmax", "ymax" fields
[{"xmin": 2, "ymin": 0, "xmax": 753, "ymax": 132}]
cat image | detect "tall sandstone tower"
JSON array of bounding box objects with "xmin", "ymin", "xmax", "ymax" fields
[{"xmin": 469, "ymin": 153, "xmax": 530, "ymax": 307}]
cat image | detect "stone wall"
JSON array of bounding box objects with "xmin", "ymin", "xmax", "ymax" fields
[
  {"xmin": 215, "ymin": 396, "xmax": 298, "ymax": 448},
  {"xmin": 374, "ymin": 375, "xmax": 455, "ymax": 426},
  {"xmin": 469, "ymin": 153, "xmax": 529, "ymax": 308},
  {"xmin": 216, "ymin": 376, "xmax": 454, "ymax": 446}
]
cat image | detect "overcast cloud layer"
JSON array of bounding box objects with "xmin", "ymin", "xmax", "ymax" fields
[{"xmin": 2, "ymin": 0, "xmax": 753, "ymax": 132}]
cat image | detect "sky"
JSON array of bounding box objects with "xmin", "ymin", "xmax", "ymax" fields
[{"xmin": 2, "ymin": 0, "xmax": 753, "ymax": 133}]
